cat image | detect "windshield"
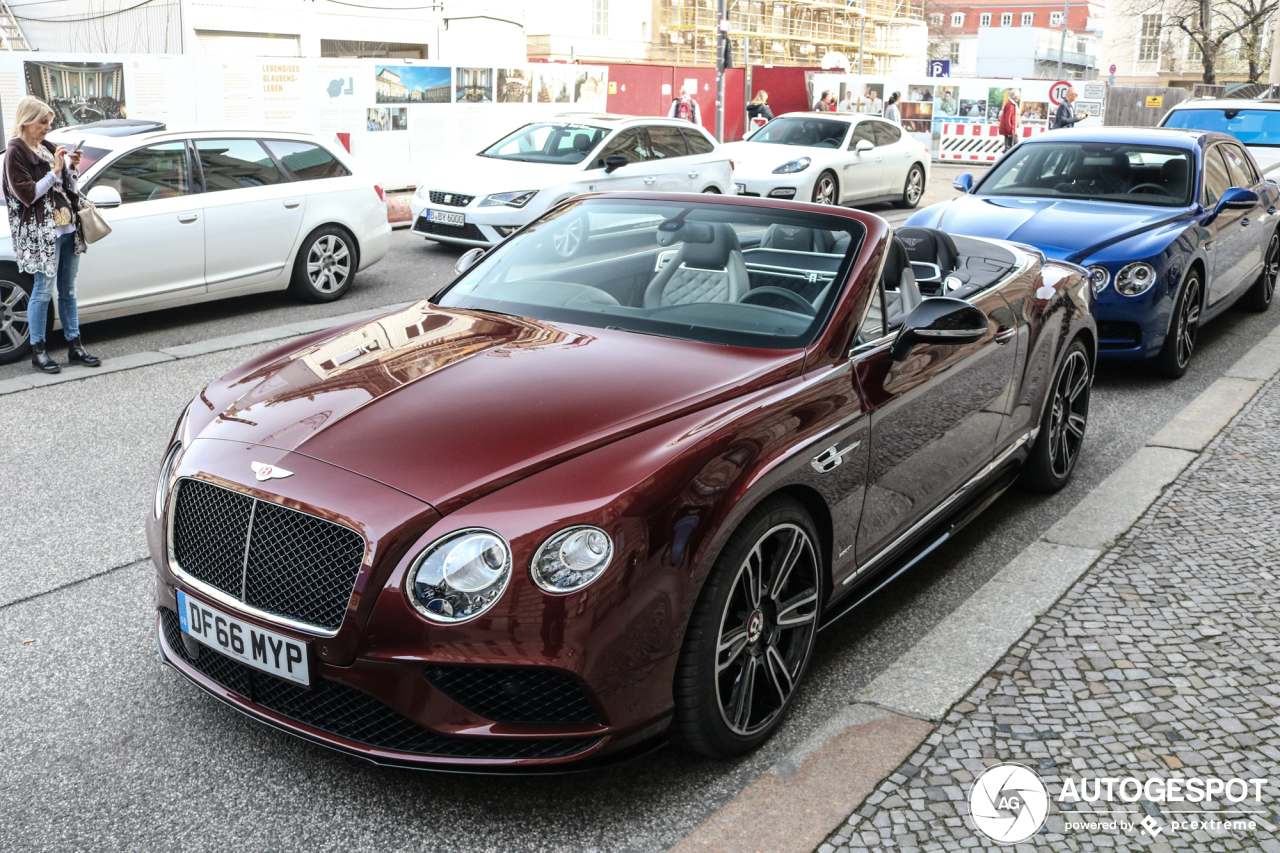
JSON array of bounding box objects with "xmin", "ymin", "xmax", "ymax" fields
[
  {"xmin": 434, "ymin": 198, "xmax": 865, "ymax": 349},
  {"xmin": 748, "ymin": 117, "xmax": 850, "ymax": 149},
  {"xmin": 978, "ymin": 142, "xmax": 1195, "ymax": 207},
  {"xmin": 1162, "ymin": 108, "xmax": 1280, "ymax": 147},
  {"xmin": 479, "ymin": 122, "xmax": 609, "ymax": 164}
]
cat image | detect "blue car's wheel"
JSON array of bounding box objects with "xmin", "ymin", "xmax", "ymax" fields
[
  {"xmin": 1242, "ymin": 230, "xmax": 1279, "ymax": 312},
  {"xmin": 1152, "ymin": 269, "xmax": 1202, "ymax": 378}
]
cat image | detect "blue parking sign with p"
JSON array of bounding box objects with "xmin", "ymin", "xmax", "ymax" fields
[{"xmin": 929, "ymin": 60, "xmax": 951, "ymax": 77}]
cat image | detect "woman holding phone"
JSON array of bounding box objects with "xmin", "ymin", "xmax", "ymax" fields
[{"xmin": 4, "ymin": 96, "xmax": 97, "ymax": 373}]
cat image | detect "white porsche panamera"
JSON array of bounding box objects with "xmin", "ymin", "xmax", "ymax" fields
[{"xmin": 724, "ymin": 112, "xmax": 931, "ymax": 209}]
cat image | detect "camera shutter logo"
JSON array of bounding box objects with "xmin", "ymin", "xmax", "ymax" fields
[{"xmin": 969, "ymin": 762, "xmax": 1050, "ymax": 843}]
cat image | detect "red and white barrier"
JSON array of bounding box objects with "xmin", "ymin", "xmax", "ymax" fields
[{"xmin": 938, "ymin": 123, "xmax": 1048, "ymax": 163}]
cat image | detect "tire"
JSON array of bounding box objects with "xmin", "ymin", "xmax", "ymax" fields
[
  {"xmin": 811, "ymin": 170, "xmax": 838, "ymax": 205},
  {"xmin": 701, "ymin": 186, "xmax": 721, "ymax": 194},
  {"xmin": 1151, "ymin": 268, "xmax": 1203, "ymax": 378},
  {"xmin": 1020, "ymin": 339, "xmax": 1091, "ymax": 493},
  {"xmin": 1241, "ymin": 229, "xmax": 1278, "ymax": 313},
  {"xmin": 0, "ymin": 270, "xmax": 36, "ymax": 365},
  {"xmin": 289, "ymin": 226, "xmax": 357, "ymax": 303},
  {"xmin": 673, "ymin": 496, "xmax": 823, "ymax": 758},
  {"xmin": 894, "ymin": 163, "xmax": 927, "ymax": 209}
]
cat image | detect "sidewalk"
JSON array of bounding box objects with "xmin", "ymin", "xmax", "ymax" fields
[{"xmin": 817, "ymin": 375, "xmax": 1280, "ymax": 851}]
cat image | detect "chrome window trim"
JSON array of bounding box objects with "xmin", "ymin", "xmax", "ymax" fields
[{"xmin": 165, "ymin": 476, "xmax": 368, "ymax": 638}]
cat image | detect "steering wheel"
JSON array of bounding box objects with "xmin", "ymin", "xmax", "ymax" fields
[
  {"xmin": 738, "ymin": 286, "xmax": 817, "ymax": 316},
  {"xmin": 1128, "ymin": 183, "xmax": 1172, "ymax": 196}
]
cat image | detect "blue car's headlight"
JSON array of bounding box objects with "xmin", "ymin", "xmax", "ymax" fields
[
  {"xmin": 773, "ymin": 157, "xmax": 811, "ymax": 174},
  {"xmin": 1114, "ymin": 262, "xmax": 1157, "ymax": 297},
  {"xmin": 1085, "ymin": 265, "xmax": 1110, "ymax": 295}
]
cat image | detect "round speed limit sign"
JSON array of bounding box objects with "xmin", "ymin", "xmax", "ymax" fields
[{"xmin": 1049, "ymin": 80, "xmax": 1072, "ymax": 105}]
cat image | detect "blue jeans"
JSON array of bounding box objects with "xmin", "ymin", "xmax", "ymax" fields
[{"xmin": 29, "ymin": 232, "xmax": 80, "ymax": 345}]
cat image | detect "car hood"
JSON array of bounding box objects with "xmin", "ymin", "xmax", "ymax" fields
[
  {"xmin": 424, "ymin": 155, "xmax": 589, "ymax": 197},
  {"xmin": 194, "ymin": 303, "xmax": 796, "ymax": 513},
  {"xmin": 930, "ymin": 195, "xmax": 1190, "ymax": 262}
]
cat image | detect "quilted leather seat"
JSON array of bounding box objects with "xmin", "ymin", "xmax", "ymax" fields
[{"xmin": 644, "ymin": 223, "xmax": 749, "ymax": 308}]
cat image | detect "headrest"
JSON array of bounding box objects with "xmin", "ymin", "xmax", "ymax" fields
[
  {"xmin": 1069, "ymin": 160, "xmax": 1098, "ymax": 180},
  {"xmin": 1161, "ymin": 158, "xmax": 1188, "ymax": 182},
  {"xmin": 895, "ymin": 226, "xmax": 959, "ymax": 271},
  {"xmin": 1108, "ymin": 152, "xmax": 1131, "ymax": 172},
  {"xmin": 680, "ymin": 223, "xmax": 741, "ymax": 269},
  {"xmin": 760, "ymin": 224, "xmax": 835, "ymax": 253},
  {"xmin": 572, "ymin": 133, "xmax": 593, "ymax": 152},
  {"xmin": 882, "ymin": 236, "xmax": 909, "ymax": 289}
]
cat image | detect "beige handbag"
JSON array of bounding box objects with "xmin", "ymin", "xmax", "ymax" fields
[{"xmin": 77, "ymin": 197, "xmax": 112, "ymax": 244}]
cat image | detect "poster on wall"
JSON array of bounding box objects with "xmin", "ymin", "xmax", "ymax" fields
[
  {"xmin": 536, "ymin": 66, "xmax": 572, "ymax": 104},
  {"xmin": 317, "ymin": 58, "xmax": 363, "ymax": 135},
  {"xmin": 376, "ymin": 65, "xmax": 450, "ymax": 104},
  {"xmin": 260, "ymin": 60, "xmax": 306, "ymax": 128},
  {"xmin": 24, "ymin": 60, "xmax": 126, "ymax": 128},
  {"xmin": 574, "ymin": 68, "xmax": 607, "ymax": 105},
  {"xmin": 367, "ymin": 107, "xmax": 407, "ymax": 131},
  {"xmin": 497, "ymin": 68, "xmax": 531, "ymax": 103},
  {"xmin": 456, "ymin": 67, "xmax": 494, "ymax": 103},
  {"xmin": 126, "ymin": 56, "xmax": 196, "ymax": 124}
]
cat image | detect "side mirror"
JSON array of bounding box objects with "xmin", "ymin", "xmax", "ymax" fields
[
  {"xmin": 604, "ymin": 154, "xmax": 630, "ymax": 173},
  {"xmin": 953, "ymin": 173, "xmax": 975, "ymax": 194},
  {"xmin": 86, "ymin": 185, "xmax": 122, "ymax": 209},
  {"xmin": 854, "ymin": 139, "xmax": 874, "ymax": 153},
  {"xmin": 454, "ymin": 247, "xmax": 485, "ymax": 275},
  {"xmin": 1217, "ymin": 186, "xmax": 1259, "ymax": 212},
  {"xmin": 890, "ymin": 297, "xmax": 989, "ymax": 362}
]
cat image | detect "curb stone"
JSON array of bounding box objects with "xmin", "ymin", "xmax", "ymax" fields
[{"xmin": 668, "ymin": 314, "xmax": 1280, "ymax": 853}]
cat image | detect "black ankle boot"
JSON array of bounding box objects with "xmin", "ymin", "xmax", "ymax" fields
[
  {"xmin": 31, "ymin": 342, "xmax": 60, "ymax": 374},
  {"xmin": 66, "ymin": 337, "xmax": 101, "ymax": 367}
]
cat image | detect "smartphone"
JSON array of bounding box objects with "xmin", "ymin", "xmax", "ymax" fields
[{"xmin": 72, "ymin": 139, "xmax": 85, "ymax": 153}]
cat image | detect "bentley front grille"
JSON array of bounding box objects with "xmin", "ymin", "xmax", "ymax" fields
[{"xmin": 171, "ymin": 478, "xmax": 366, "ymax": 632}]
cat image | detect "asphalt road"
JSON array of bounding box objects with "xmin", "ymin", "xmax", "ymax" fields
[{"xmin": 3, "ymin": 167, "xmax": 1279, "ymax": 853}]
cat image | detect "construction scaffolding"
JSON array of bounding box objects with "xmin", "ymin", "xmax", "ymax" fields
[{"xmin": 655, "ymin": 0, "xmax": 924, "ymax": 72}]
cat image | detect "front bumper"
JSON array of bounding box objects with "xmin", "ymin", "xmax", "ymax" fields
[
  {"xmin": 409, "ymin": 194, "xmax": 537, "ymax": 247},
  {"xmin": 732, "ymin": 169, "xmax": 810, "ymax": 200},
  {"xmin": 1091, "ymin": 273, "xmax": 1177, "ymax": 362}
]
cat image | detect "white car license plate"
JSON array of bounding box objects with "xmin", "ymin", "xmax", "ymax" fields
[
  {"xmin": 177, "ymin": 590, "xmax": 310, "ymax": 686},
  {"xmin": 428, "ymin": 209, "xmax": 465, "ymax": 227},
  {"xmin": 735, "ymin": 183, "xmax": 746, "ymax": 195}
]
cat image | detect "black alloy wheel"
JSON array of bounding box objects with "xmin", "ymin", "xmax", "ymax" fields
[
  {"xmin": 811, "ymin": 171, "xmax": 838, "ymax": 205},
  {"xmin": 895, "ymin": 164, "xmax": 926, "ymax": 209},
  {"xmin": 1021, "ymin": 339, "xmax": 1091, "ymax": 493},
  {"xmin": 1152, "ymin": 271, "xmax": 1202, "ymax": 378},
  {"xmin": 0, "ymin": 274, "xmax": 34, "ymax": 365},
  {"xmin": 1242, "ymin": 230, "xmax": 1279, "ymax": 312},
  {"xmin": 674, "ymin": 497, "xmax": 822, "ymax": 757},
  {"xmin": 289, "ymin": 226, "xmax": 355, "ymax": 303}
]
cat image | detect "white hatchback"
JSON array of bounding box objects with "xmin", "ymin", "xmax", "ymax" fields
[
  {"xmin": 1160, "ymin": 99, "xmax": 1280, "ymax": 174},
  {"xmin": 724, "ymin": 112, "xmax": 931, "ymax": 209},
  {"xmin": 410, "ymin": 113, "xmax": 733, "ymax": 247},
  {"xmin": 0, "ymin": 120, "xmax": 390, "ymax": 364}
]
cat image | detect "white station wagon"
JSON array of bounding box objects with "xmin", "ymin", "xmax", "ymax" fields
[
  {"xmin": 411, "ymin": 113, "xmax": 734, "ymax": 248},
  {"xmin": 0, "ymin": 119, "xmax": 391, "ymax": 364}
]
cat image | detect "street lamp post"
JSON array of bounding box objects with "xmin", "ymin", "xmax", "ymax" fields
[
  {"xmin": 716, "ymin": 0, "xmax": 727, "ymax": 141},
  {"xmin": 1056, "ymin": 0, "xmax": 1070, "ymax": 79}
]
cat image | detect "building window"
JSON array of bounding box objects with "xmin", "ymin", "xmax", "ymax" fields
[
  {"xmin": 980, "ymin": 12, "xmax": 991, "ymax": 26},
  {"xmin": 950, "ymin": 41, "xmax": 960, "ymax": 63},
  {"xmin": 1077, "ymin": 38, "xmax": 1088, "ymax": 54},
  {"xmin": 951, "ymin": 12, "xmax": 964, "ymax": 26},
  {"xmin": 1021, "ymin": 12, "xmax": 1033, "ymax": 26},
  {"xmin": 1000, "ymin": 12, "xmax": 1012, "ymax": 26},
  {"xmin": 1138, "ymin": 13, "xmax": 1161, "ymax": 61},
  {"xmin": 592, "ymin": 0, "xmax": 608, "ymax": 37},
  {"xmin": 931, "ymin": 13, "xmax": 943, "ymax": 26}
]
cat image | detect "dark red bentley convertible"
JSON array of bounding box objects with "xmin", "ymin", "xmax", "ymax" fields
[{"xmin": 150, "ymin": 194, "xmax": 1096, "ymax": 770}]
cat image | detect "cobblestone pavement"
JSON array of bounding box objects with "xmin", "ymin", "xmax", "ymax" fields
[{"xmin": 817, "ymin": 374, "xmax": 1280, "ymax": 852}]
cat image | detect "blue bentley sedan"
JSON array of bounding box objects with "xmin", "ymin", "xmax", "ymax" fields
[{"xmin": 905, "ymin": 127, "xmax": 1278, "ymax": 376}]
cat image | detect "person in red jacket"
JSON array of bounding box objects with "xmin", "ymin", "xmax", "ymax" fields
[{"xmin": 998, "ymin": 88, "xmax": 1021, "ymax": 151}]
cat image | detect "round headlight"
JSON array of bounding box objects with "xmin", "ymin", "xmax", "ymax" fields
[
  {"xmin": 407, "ymin": 529, "xmax": 512, "ymax": 623},
  {"xmin": 531, "ymin": 526, "xmax": 613, "ymax": 593},
  {"xmin": 1114, "ymin": 262, "xmax": 1157, "ymax": 297},
  {"xmin": 154, "ymin": 441, "xmax": 183, "ymax": 518},
  {"xmin": 1085, "ymin": 265, "xmax": 1110, "ymax": 295}
]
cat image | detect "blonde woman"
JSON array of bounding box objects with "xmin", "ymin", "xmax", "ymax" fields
[
  {"xmin": 4, "ymin": 96, "xmax": 95, "ymax": 373},
  {"xmin": 747, "ymin": 90, "xmax": 774, "ymax": 123}
]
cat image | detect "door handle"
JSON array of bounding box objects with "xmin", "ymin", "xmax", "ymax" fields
[
  {"xmin": 688, "ymin": 171, "xmax": 699, "ymax": 178},
  {"xmin": 1269, "ymin": 206, "xmax": 1277, "ymax": 215},
  {"xmin": 1242, "ymin": 217, "xmax": 1251, "ymax": 227},
  {"xmin": 177, "ymin": 213, "xmax": 198, "ymax": 223},
  {"xmin": 283, "ymin": 199, "xmax": 301, "ymax": 209},
  {"xmin": 644, "ymin": 177, "xmax": 657, "ymax": 184},
  {"xmin": 994, "ymin": 326, "xmax": 1016, "ymax": 344}
]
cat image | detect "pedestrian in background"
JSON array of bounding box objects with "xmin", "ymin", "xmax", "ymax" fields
[
  {"xmin": 668, "ymin": 83, "xmax": 701, "ymax": 124},
  {"xmin": 5, "ymin": 96, "xmax": 97, "ymax": 374},
  {"xmin": 747, "ymin": 90, "xmax": 774, "ymax": 123},
  {"xmin": 1051, "ymin": 87, "xmax": 1084, "ymax": 130},
  {"xmin": 998, "ymin": 88, "xmax": 1021, "ymax": 150},
  {"xmin": 812, "ymin": 90, "xmax": 830, "ymax": 111},
  {"xmin": 884, "ymin": 91, "xmax": 902, "ymax": 124}
]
